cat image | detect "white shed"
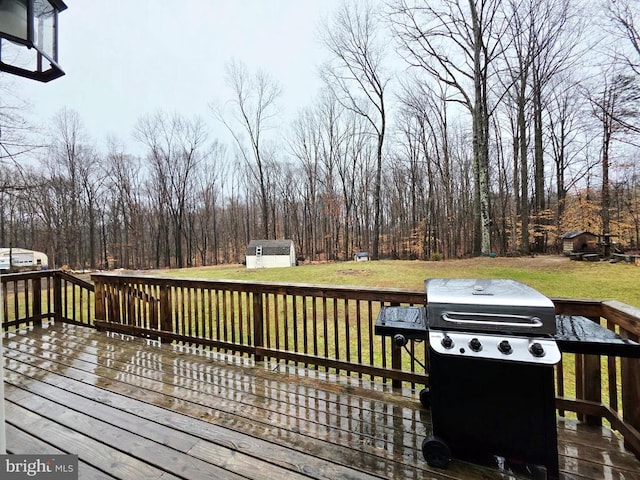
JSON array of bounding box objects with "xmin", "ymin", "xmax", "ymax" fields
[
  {"xmin": 245, "ymin": 240, "xmax": 296, "ymax": 269},
  {"xmin": 354, "ymin": 251, "xmax": 370, "ymax": 262},
  {"xmin": 0, "ymin": 248, "xmax": 48, "ymax": 272}
]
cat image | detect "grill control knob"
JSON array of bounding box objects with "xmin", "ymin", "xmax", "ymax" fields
[
  {"xmin": 529, "ymin": 342, "xmax": 545, "ymax": 357},
  {"xmin": 441, "ymin": 335, "xmax": 454, "ymax": 349},
  {"xmin": 498, "ymin": 340, "xmax": 512, "ymax": 355},
  {"xmin": 469, "ymin": 338, "xmax": 482, "ymax": 352}
]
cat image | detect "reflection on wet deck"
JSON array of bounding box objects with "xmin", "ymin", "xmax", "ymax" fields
[{"xmin": 3, "ymin": 322, "xmax": 640, "ymax": 479}]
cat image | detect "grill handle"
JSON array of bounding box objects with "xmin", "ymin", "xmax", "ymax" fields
[{"xmin": 441, "ymin": 311, "xmax": 544, "ymax": 329}]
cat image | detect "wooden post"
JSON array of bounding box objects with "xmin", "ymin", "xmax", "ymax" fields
[
  {"xmin": 160, "ymin": 284, "xmax": 172, "ymax": 333},
  {"xmin": 574, "ymin": 316, "xmax": 602, "ymax": 426},
  {"xmin": 253, "ymin": 292, "xmax": 264, "ymax": 363},
  {"xmin": 32, "ymin": 276, "xmax": 42, "ymax": 328},
  {"xmin": 582, "ymin": 353, "xmax": 602, "ymax": 426},
  {"xmin": 575, "ymin": 354, "xmax": 583, "ymax": 422},
  {"xmin": 53, "ymin": 273, "xmax": 62, "ymax": 324},
  {"xmin": 389, "ymin": 302, "xmax": 402, "ymax": 389},
  {"xmin": 93, "ymin": 278, "xmax": 105, "ymax": 330},
  {"xmin": 622, "ymin": 331, "xmax": 640, "ymax": 451},
  {"xmin": 391, "ymin": 343, "xmax": 403, "ymax": 389}
]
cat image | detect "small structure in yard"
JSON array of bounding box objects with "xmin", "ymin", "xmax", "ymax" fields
[
  {"xmin": 0, "ymin": 248, "xmax": 48, "ymax": 273},
  {"xmin": 354, "ymin": 251, "xmax": 370, "ymax": 262},
  {"xmin": 245, "ymin": 239, "xmax": 296, "ymax": 269},
  {"xmin": 559, "ymin": 231, "xmax": 599, "ymax": 256}
]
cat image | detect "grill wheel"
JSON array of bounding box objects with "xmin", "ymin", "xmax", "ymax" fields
[{"xmin": 422, "ymin": 436, "xmax": 452, "ymax": 469}]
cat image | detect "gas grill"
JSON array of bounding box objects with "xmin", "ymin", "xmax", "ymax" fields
[
  {"xmin": 376, "ymin": 278, "xmax": 562, "ymax": 479},
  {"xmin": 425, "ymin": 278, "xmax": 561, "ymax": 479}
]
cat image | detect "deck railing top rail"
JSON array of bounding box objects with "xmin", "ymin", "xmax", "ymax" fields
[{"xmin": 91, "ymin": 272, "xmax": 427, "ymax": 303}]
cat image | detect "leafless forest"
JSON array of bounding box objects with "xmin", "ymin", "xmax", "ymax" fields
[{"xmin": 2, "ymin": 1, "xmax": 640, "ymax": 270}]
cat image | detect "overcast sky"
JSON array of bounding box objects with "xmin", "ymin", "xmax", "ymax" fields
[{"xmin": 15, "ymin": 0, "xmax": 343, "ymax": 153}]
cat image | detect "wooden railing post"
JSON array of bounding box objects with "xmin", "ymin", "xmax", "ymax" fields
[
  {"xmin": 391, "ymin": 344, "xmax": 403, "ymax": 389},
  {"xmin": 253, "ymin": 292, "xmax": 264, "ymax": 362},
  {"xmin": 94, "ymin": 278, "xmax": 105, "ymax": 330},
  {"xmin": 581, "ymin": 353, "xmax": 602, "ymax": 426},
  {"xmin": 389, "ymin": 302, "xmax": 403, "ymax": 389},
  {"xmin": 160, "ymin": 284, "xmax": 172, "ymax": 333},
  {"xmin": 622, "ymin": 331, "xmax": 640, "ymax": 451},
  {"xmin": 53, "ymin": 272, "xmax": 62, "ymax": 324},
  {"xmin": 572, "ymin": 316, "xmax": 603, "ymax": 426},
  {"xmin": 32, "ymin": 276, "xmax": 42, "ymax": 328}
]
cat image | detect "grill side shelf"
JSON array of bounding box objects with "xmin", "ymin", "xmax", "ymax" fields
[
  {"xmin": 374, "ymin": 306, "xmax": 429, "ymax": 339},
  {"xmin": 555, "ymin": 315, "xmax": 640, "ymax": 358}
]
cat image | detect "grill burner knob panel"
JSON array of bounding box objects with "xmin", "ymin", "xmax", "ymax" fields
[
  {"xmin": 469, "ymin": 338, "xmax": 482, "ymax": 352},
  {"xmin": 441, "ymin": 336, "xmax": 454, "ymax": 349},
  {"xmin": 428, "ymin": 331, "xmax": 561, "ymax": 364},
  {"xmin": 529, "ymin": 342, "xmax": 545, "ymax": 357},
  {"xmin": 498, "ymin": 340, "xmax": 513, "ymax": 355}
]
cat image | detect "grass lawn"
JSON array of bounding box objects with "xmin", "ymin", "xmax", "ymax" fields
[{"xmin": 157, "ymin": 255, "xmax": 640, "ymax": 308}]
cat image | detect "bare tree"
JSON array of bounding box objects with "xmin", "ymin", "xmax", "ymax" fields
[
  {"xmin": 103, "ymin": 137, "xmax": 147, "ymax": 269},
  {"xmin": 212, "ymin": 60, "xmax": 282, "ymax": 240},
  {"xmin": 398, "ymin": 77, "xmax": 459, "ymax": 259},
  {"xmin": 192, "ymin": 141, "xmax": 227, "ymax": 266},
  {"xmin": 607, "ymin": 0, "xmax": 640, "ymax": 76},
  {"xmin": 547, "ymin": 75, "xmax": 593, "ymax": 226},
  {"xmin": 321, "ymin": 1, "xmax": 390, "ymax": 260},
  {"xmin": 289, "ymin": 99, "xmax": 329, "ymax": 261},
  {"xmin": 586, "ymin": 72, "xmax": 640, "ymax": 257},
  {"xmin": 498, "ymin": 0, "xmax": 535, "ymax": 253},
  {"xmin": 0, "ymin": 77, "xmax": 40, "ymax": 173},
  {"xmin": 605, "ymin": 0, "xmax": 640, "ymax": 136},
  {"xmin": 134, "ymin": 111, "xmax": 208, "ymax": 268},
  {"xmin": 390, "ymin": 0, "xmax": 509, "ymax": 256},
  {"xmin": 44, "ymin": 108, "xmax": 102, "ymax": 268}
]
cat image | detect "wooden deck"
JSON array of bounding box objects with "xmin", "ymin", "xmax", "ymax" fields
[{"xmin": 3, "ymin": 322, "xmax": 640, "ymax": 480}]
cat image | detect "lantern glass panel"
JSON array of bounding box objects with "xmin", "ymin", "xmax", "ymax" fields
[
  {"xmin": 0, "ymin": 0, "xmax": 29, "ymax": 42},
  {"xmin": 33, "ymin": 0, "xmax": 56, "ymax": 59}
]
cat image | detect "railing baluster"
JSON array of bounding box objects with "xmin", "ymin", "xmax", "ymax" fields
[
  {"xmin": 322, "ymin": 297, "xmax": 328, "ymax": 359},
  {"xmin": 333, "ymin": 298, "xmax": 339, "ymax": 363},
  {"xmin": 302, "ymin": 295, "xmax": 309, "ymax": 358},
  {"xmin": 312, "ymin": 296, "xmax": 318, "ymax": 358},
  {"xmin": 292, "ymin": 294, "xmax": 299, "ymax": 360},
  {"xmin": 607, "ymin": 319, "xmax": 619, "ymax": 413},
  {"xmin": 344, "ymin": 298, "xmax": 351, "ymax": 370}
]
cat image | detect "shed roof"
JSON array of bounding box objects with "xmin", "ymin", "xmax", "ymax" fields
[
  {"xmin": 246, "ymin": 240, "xmax": 294, "ymax": 256},
  {"xmin": 559, "ymin": 231, "xmax": 598, "ymax": 239}
]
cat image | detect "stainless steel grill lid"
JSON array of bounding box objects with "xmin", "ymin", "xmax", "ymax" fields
[{"xmin": 425, "ymin": 278, "xmax": 557, "ymax": 336}]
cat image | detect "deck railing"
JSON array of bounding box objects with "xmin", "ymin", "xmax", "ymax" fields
[
  {"xmin": 552, "ymin": 298, "xmax": 640, "ymax": 456},
  {"xmin": 1, "ymin": 270, "xmax": 639, "ymax": 458},
  {"xmin": 91, "ymin": 273, "xmax": 428, "ymax": 385},
  {"xmin": 1, "ymin": 270, "xmax": 94, "ymax": 330}
]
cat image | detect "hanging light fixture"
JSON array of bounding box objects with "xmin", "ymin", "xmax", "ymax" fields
[{"xmin": 0, "ymin": 0, "xmax": 68, "ymax": 82}]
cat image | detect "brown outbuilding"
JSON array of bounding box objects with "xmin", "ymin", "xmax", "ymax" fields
[{"xmin": 559, "ymin": 231, "xmax": 599, "ymax": 256}]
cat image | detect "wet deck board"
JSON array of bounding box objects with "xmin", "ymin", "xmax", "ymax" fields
[{"xmin": 3, "ymin": 322, "xmax": 640, "ymax": 480}]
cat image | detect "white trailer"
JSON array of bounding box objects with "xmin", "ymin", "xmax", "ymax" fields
[{"xmin": 0, "ymin": 248, "xmax": 49, "ymax": 272}]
